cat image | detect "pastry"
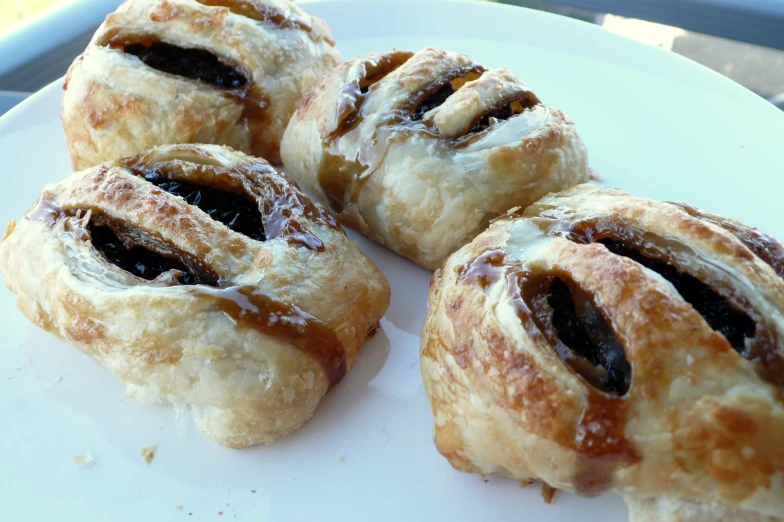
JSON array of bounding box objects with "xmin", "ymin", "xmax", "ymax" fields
[
  {"xmin": 280, "ymin": 47, "xmax": 589, "ymax": 270},
  {"xmin": 62, "ymin": 0, "xmax": 341, "ymax": 169},
  {"xmin": 420, "ymin": 184, "xmax": 784, "ymax": 521},
  {"xmin": 0, "ymin": 144, "xmax": 390, "ymax": 448}
]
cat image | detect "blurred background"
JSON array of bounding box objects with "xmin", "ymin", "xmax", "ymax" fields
[{"xmin": 1, "ymin": 0, "xmax": 783, "ymax": 114}]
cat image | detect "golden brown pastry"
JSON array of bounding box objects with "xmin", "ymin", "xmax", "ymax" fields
[
  {"xmin": 421, "ymin": 184, "xmax": 784, "ymax": 521},
  {"xmin": 280, "ymin": 47, "xmax": 589, "ymax": 270},
  {"xmin": 0, "ymin": 144, "xmax": 389, "ymax": 448},
  {"xmin": 62, "ymin": 0, "xmax": 341, "ymax": 169}
]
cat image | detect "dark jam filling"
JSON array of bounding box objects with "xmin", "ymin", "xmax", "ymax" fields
[
  {"xmin": 547, "ymin": 278, "xmax": 631, "ymax": 395},
  {"xmin": 123, "ymin": 41, "xmax": 247, "ymax": 89},
  {"xmin": 600, "ymin": 239, "xmax": 756, "ymax": 353},
  {"xmin": 144, "ymin": 172, "xmax": 265, "ymax": 241},
  {"xmin": 87, "ymin": 222, "xmax": 212, "ymax": 285},
  {"xmin": 412, "ymin": 83, "xmax": 455, "ymax": 121},
  {"xmin": 468, "ymin": 98, "xmax": 537, "ymax": 133}
]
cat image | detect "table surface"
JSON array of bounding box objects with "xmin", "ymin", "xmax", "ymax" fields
[
  {"xmin": 0, "ymin": 92, "xmax": 29, "ymax": 116},
  {"xmin": 545, "ymin": 0, "xmax": 784, "ymax": 50}
]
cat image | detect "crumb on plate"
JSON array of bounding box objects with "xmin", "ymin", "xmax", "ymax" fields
[
  {"xmin": 541, "ymin": 483, "xmax": 558, "ymax": 504},
  {"xmin": 140, "ymin": 445, "xmax": 155, "ymax": 465},
  {"xmin": 72, "ymin": 452, "xmax": 94, "ymax": 466}
]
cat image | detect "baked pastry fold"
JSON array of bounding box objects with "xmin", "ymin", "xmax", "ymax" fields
[
  {"xmin": 0, "ymin": 144, "xmax": 390, "ymax": 448},
  {"xmin": 421, "ymin": 184, "xmax": 784, "ymax": 521},
  {"xmin": 281, "ymin": 47, "xmax": 589, "ymax": 270},
  {"xmin": 62, "ymin": 0, "xmax": 341, "ymax": 169}
]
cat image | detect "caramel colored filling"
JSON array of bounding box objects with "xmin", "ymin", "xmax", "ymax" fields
[
  {"xmin": 122, "ymin": 41, "xmax": 247, "ymax": 89},
  {"xmin": 86, "ymin": 217, "xmax": 216, "ymax": 286},
  {"xmin": 409, "ymin": 67, "xmax": 484, "ymax": 121},
  {"xmin": 468, "ymin": 96, "xmax": 539, "ymax": 133},
  {"xmin": 548, "ymin": 278, "xmax": 631, "ymax": 394},
  {"xmin": 144, "ymin": 171, "xmax": 265, "ymax": 241},
  {"xmin": 600, "ymin": 239, "xmax": 756, "ymax": 353},
  {"xmin": 412, "ymin": 82, "xmax": 456, "ymax": 121},
  {"xmin": 523, "ymin": 275, "xmax": 630, "ymax": 395}
]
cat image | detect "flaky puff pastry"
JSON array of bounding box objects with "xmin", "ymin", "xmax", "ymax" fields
[
  {"xmin": 0, "ymin": 144, "xmax": 389, "ymax": 448},
  {"xmin": 62, "ymin": 0, "xmax": 341, "ymax": 169},
  {"xmin": 281, "ymin": 47, "xmax": 589, "ymax": 270},
  {"xmin": 421, "ymin": 184, "xmax": 784, "ymax": 521}
]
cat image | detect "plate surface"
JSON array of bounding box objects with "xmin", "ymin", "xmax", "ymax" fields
[{"xmin": 1, "ymin": 1, "xmax": 783, "ymax": 520}]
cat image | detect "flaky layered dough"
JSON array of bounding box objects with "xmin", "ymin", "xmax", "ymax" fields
[
  {"xmin": 421, "ymin": 184, "xmax": 784, "ymax": 521},
  {"xmin": 0, "ymin": 144, "xmax": 389, "ymax": 448},
  {"xmin": 62, "ymin": 0, "xmax": 341, "ymax": 169},
  {"xmin": 280, "ymin": 47, "xmax": 589, "ymax": 270}
]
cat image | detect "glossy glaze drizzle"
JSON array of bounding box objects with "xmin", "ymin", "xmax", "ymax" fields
[
  {"xmin": 320, "ymin": 53, "xmax": 547, "ymax": 223},
  {"xmin": 320, "ymin": 61, "xmax": 486, "ymax": 219},
  {"xmin": 331, "ymin": 51, "xmax": 414, "ymax": 136},
  {"xmin": 670, "ymin": 201, "xmax": 784, "ymax": 279},
  {"xmin": 121, "ymin": 156, "xmax": 338, "ymax": 251},
  {"xmin": 26, "ymin": 195, "xmax": 63, "ymax": 226},
  {"xmin": 243, "ymin": 162, "xmax": 340, "ymax": 250},
  {"xmin": 192, "ymin": 285, "xmax": 346, "ymax": 387},
  {"xmin": 456, "ymin": 248, "xmax": 506, "ymax": 287}
]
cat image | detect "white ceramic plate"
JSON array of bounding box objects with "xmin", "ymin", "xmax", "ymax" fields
[{"xmin": 1, "ymin": 1, "xmax": 783, "ymax": 520}]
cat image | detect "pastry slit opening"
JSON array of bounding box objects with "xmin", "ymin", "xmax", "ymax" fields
[
  {"xmin": 112, "ymin": 40, "xmax": 248, "ymax": 89},
  {"xmin": 599, "ymin": 239, "xmax": 756, "ymax": 354},
  {"xmin": 357, "ymin": 53, "xmax": 413, "ymax": 94},
  {"xmin": 670, "ymin": 202, "xmax": 784, "ymax": 279},
  {"xmin": 409, "ymin": 65, "xmax": 486, "ymax": 121},
  {"xmin": 84, "ymin": 213, "xmax": 217, "ymax": 286},
  {"xmin": 467, "ymin": 93, "xmax": 541, "ymax": 134},
  {"xmin": 334, "ymin": 51, "xmax": 413, "ymax": 132},
  {"xmin": 524, "ymin": 275, "xmax": 631, "ymax": 395},
  {"xmin": 195, "ymin": 0, "xmax": 311, "ymax": 30},
  {"xmin": 142, "ymin": 170, "xmax": 266, "ymax": 241}
]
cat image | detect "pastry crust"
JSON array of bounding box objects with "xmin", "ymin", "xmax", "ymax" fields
[
  {"xmin": 420, "ymin": 184, "xmax": 784, "ymax": 521},
  {"xmin": 62, "ymin": 0, "xmax": 341, "ymax": 169},
  {"xmin": 0, "ymin": 144, "xmax": 390, "ymax": 448},
  {"xmin": 280, "ymin": 47, "xmax": 589, "ymax": 270}
]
